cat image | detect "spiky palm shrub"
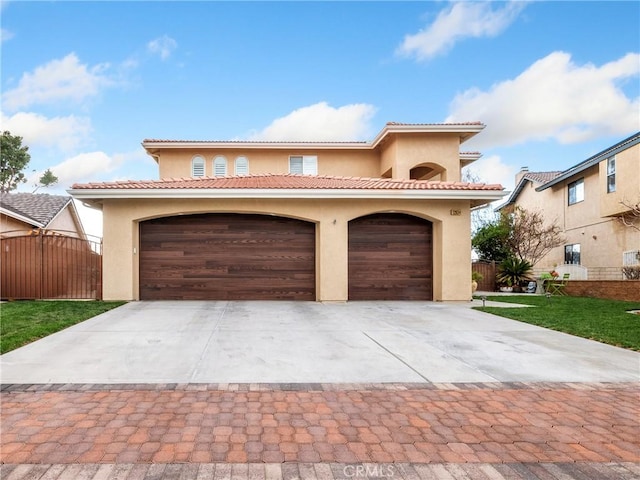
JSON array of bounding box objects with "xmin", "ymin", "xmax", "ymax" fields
[{"xmin": 497, "ymin": 257, "xmax": 533, "ymax": 288}]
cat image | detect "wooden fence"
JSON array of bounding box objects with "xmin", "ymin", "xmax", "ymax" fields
[
  {"xmin": 472, "ymin": 260, "xmax": 497, "ymax": 292},
  {"xmin": 1, "ymin": 230, "xmax": 102, "ymax": 300}
]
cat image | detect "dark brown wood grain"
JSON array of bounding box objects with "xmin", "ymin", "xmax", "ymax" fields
[
  {"xmin": 139, "ymin": 214, "xmax": 315, "ymax": 300},
  {"xmin": 348, "ymin": 213, "xmax": 433, "ymax": 300}
]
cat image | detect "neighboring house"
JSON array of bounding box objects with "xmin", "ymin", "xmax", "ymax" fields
[
  {"xmin": 0, "ymin": 192, "xmax": 86, "ymax": 238},
  {"xmin": 500, "ymin": 132, "xmax": 640, "ymax": 280},
  {"xmin": 1, "ymin": 193, "xmax": 100, "ymax": 300},
  {"xmin": 69, "ymin": 122, "xmax": 506, "ymax": 302}
]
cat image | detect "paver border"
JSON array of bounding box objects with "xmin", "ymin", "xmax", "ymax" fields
[
  {"xmin": 2, "ymin": 381, "xmax": 639, "ymax": 393},
  {"xmin": 1, "ymin": 462, "xmax": 640, "ymax": 480}
]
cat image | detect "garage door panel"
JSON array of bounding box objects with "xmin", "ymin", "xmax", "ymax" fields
[
  {"xmin": 140, "ymin": 214, "xmax": 315, "ymax": 300},
  {"xmin": 348, "ymin": 213, "xmax": 432, "ymax": 301}
]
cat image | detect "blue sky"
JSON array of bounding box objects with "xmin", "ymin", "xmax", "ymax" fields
[{"xmin": 2, "ymin": 1, "xmax": 639, "ymax": 236}]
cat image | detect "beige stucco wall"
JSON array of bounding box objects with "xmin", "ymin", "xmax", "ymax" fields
[
  {"xmin": 154, "ymin": 136, "xmax": 466, "ymax": 184},
  {"xmin": 599, "ymin": 143, "xmax": 640, "ymax": 217},
  {"xmin": 0, "ymin": 214, "xmax": 30, "ymax": 235},
  {"xmin": 157, "ymin": 149, "xmax": 381, "ymax": 179},
  {"xmin": 47, "ymin": 206, "xmax": 83, "ymax": 237},
  {"xmin": 516, "ymin": 159, "xmax": 640, "ymax": 273},
  {"xmin": 100, "ymin": 197, "xmax": 474, "ymax": 302},
  {"xmin": 392, "ymin": 134, "xmax": 461, "ymax": 181},
  {"xmin": 379, "ymin": 141, "xmax": 396, "ymax": 178}
]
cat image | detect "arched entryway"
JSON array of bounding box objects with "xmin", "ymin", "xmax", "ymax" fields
[
  {"xmin": 139, "ymin": 213, "xmax": 315, "ymax": 300},
  {"xmin": 348, "ymin": 213, "xmax": 433, "ymax": 300}
]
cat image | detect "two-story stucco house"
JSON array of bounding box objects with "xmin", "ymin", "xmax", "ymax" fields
[
  {"xmin": 69, "ymin": 122, "xmax": 505, "ymax": 302},
  {"xmin": 500, "ymin": 132, "xmax": 640, "ymax": 280}
]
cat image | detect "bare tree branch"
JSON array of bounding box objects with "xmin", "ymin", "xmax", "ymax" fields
[
  {"xmin": 618, "ymin": 198, "xmax": 640, "ymax": 232},
  {"xmin": 502, "ymin": 206, "xmax": 565, "ymax": 266}
]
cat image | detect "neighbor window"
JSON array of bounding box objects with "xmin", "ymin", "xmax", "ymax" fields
[
  {"xmin": 235, "ymin": 156, "xmax": 249, "ymax": 175},
  {"xmin": 606, "ymin": 156, "xmax": 616, "ymax": 193},
  {"xmin": 213, "ymin": 156, "xmax": 227, "ymax": 176},
  {"xmin": 191, "ymin": 156, "xmax": 205, "ymax": 177},
  {"xmin": 289, "ymin": 155, "xmax": 317, "ymax": 175},
  {"xmin": 568, "ymin": 178, "xmax": 584, "ymax": 205},
  {"xmin": 564, "ymin": 244, "xmax": 581, "ymax": 265}
]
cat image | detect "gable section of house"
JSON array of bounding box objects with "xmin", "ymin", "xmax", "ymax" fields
[
  {"xmin": 0, "ymin": 193, "xmax": 85, "ymax": 238},
  {"xmin": 500, "ymin": 170, "xmax": 563, "ymax": 210}
]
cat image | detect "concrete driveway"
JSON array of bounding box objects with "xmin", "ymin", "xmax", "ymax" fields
[{"xmin": 1, "ymin": 301, "xmax": 638, "ymax": 384}]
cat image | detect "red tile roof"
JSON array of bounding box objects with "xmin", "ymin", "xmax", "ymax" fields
[
  {"xmin": 523, "ymin": 171, "xmax": 563, "ymax": 184},
  {"xmin": 71, "ymin": 174, "xmax": 503, "ymax": 191}
]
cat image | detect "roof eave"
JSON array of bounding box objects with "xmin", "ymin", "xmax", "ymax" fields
[
  {"xmin": 68, "ymin": 188, "xmax": 506, "ymax": 201},
  {"xmin": 371, "ymin": 123, "xmax": 485, "ymax": 149},
  {"xmin": 537, "ymin": 132, "xmax": 640, "ymax": 192},
  {"xmin": 0, "ymin": 207, "xmax": 44, "ymax": 228},
  {"xmin": 142, "ymin": 140, "xmax": 371, "ymax": 151}
]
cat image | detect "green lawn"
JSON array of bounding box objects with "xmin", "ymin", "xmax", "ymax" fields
[
  {"xmin": 0, "ymin": 301, "xmax": 126, "ymax": 354},
  {"xmin": 474, "ymin": 295, "xmax": 640, "ymax": 351}
]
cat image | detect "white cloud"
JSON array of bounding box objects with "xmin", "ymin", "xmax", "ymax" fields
[
  {"xmin": 247, "ymin": 102, "xmax": 377, "ymax": 141},
  {"xmin": 447, "ymin": 51, "xmax": 640, "ymax": 149},
  {"xmin": 1, "ymin": 111, "xmax": 92, "ymax": 151},
  {"xmin": 2, "ymin": 53, "xmax": 115, "ymax": 111},
  {"xmin": 147, "ymin": 35, "xmax": 177, "ymax": 60},
  {"xmin": 465, "ymin": 155, "xmax": 517, "ymax": 191},
  {"xmin": 45, "ymin": 151, "xmax": 121, "ymax": 187},
  {"xmin": 1, "ymin": 28, "xmax": 13, "ymax": 43},
  {"xmin": 397, "ymin": 1, "xmax": 526, "ymax": 61}
]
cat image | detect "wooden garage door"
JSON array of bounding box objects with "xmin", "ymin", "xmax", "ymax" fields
[
  {"xmin": 139, "ymin": 214, "xmax": 315, "ymax": 300},
  {"xmin": 348, "ymin": 213, "xmax": 433, "ymax": 300}
]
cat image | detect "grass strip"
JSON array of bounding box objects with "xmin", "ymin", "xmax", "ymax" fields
[
  {"xmin": 1, "ymin": 300, "xmax": 126, "ymax": 354},
  {"xmin": 474, "ymin": 295, "xmax": 640, "ymax": 351}
]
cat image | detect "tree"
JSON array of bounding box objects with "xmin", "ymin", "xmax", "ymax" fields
[
  {"xmin": 472, "ymin": 220, "xmax": 512, "ymax": 262},
  {"xmin": 1, "ymin": 131, "xmax": 31, "ymax": 192},
  {"xmin": 33, "ymin": 168, "xmax": 59, "ymax": 192},
  {"xmin": 503, "ymin": 206, "xmax": 565, "ymax": 266},
  {"xmin": 472, "ymin": 206, "xmax": 565, "ymax": 266}
]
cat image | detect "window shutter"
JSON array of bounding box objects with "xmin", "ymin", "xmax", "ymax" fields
[
  {"xmin": 192, "ymin": 157, "xmax": 205, "ymax": 177},
  {"xmin": 289, "ymin": 156, "xmax": 303, "ymax": 174},
  {"xmin": 235, "ymin": 157, "xmax": 249, "ymax": 175},
  {"xmin": 214, "ymin": 157, "xmax": 227, "ymax": 176},
  {"xmin": 303, "ymin": 156, "xmax": 318, "ymax": 175}
]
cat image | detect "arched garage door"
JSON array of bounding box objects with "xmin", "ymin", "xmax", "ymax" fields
[
  {"xmin": 139, "ymin": 214, "xmax": 315, "ymax": 300},
  {"xmin": 348, "ymin": 213, "xmax": 433, "ymax": 300}
]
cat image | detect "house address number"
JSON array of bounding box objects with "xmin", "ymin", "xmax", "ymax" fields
[{"xmin": 450, "ymin": 209, "xmax": 462, "ymax": 216}]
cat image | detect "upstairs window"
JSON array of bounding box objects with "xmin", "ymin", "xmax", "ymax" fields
[
  {"xmin": 289, "ymin": 155, "xmax": 317, "ymax": 175},
  {"xmin": 606, "ymin": 156, "xmax": 616, "ymax": 193},
  {"xmin": 564, "ymin": 244, "xmax": 581, "ymax": 265},
  {"xmin": 235, "ymin": 156, "xmax": 249, "ymax": 175},
  {"xmin": 213, "ymin": 156, "xmax": 227, "ymax": 177},
  {"xmin": 191, "ymin": 156, "xmax": 205, "ymax": 177},
  {"xmin": 568, "ymin": 178, "xmax": 584, "ymax": 205}
]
